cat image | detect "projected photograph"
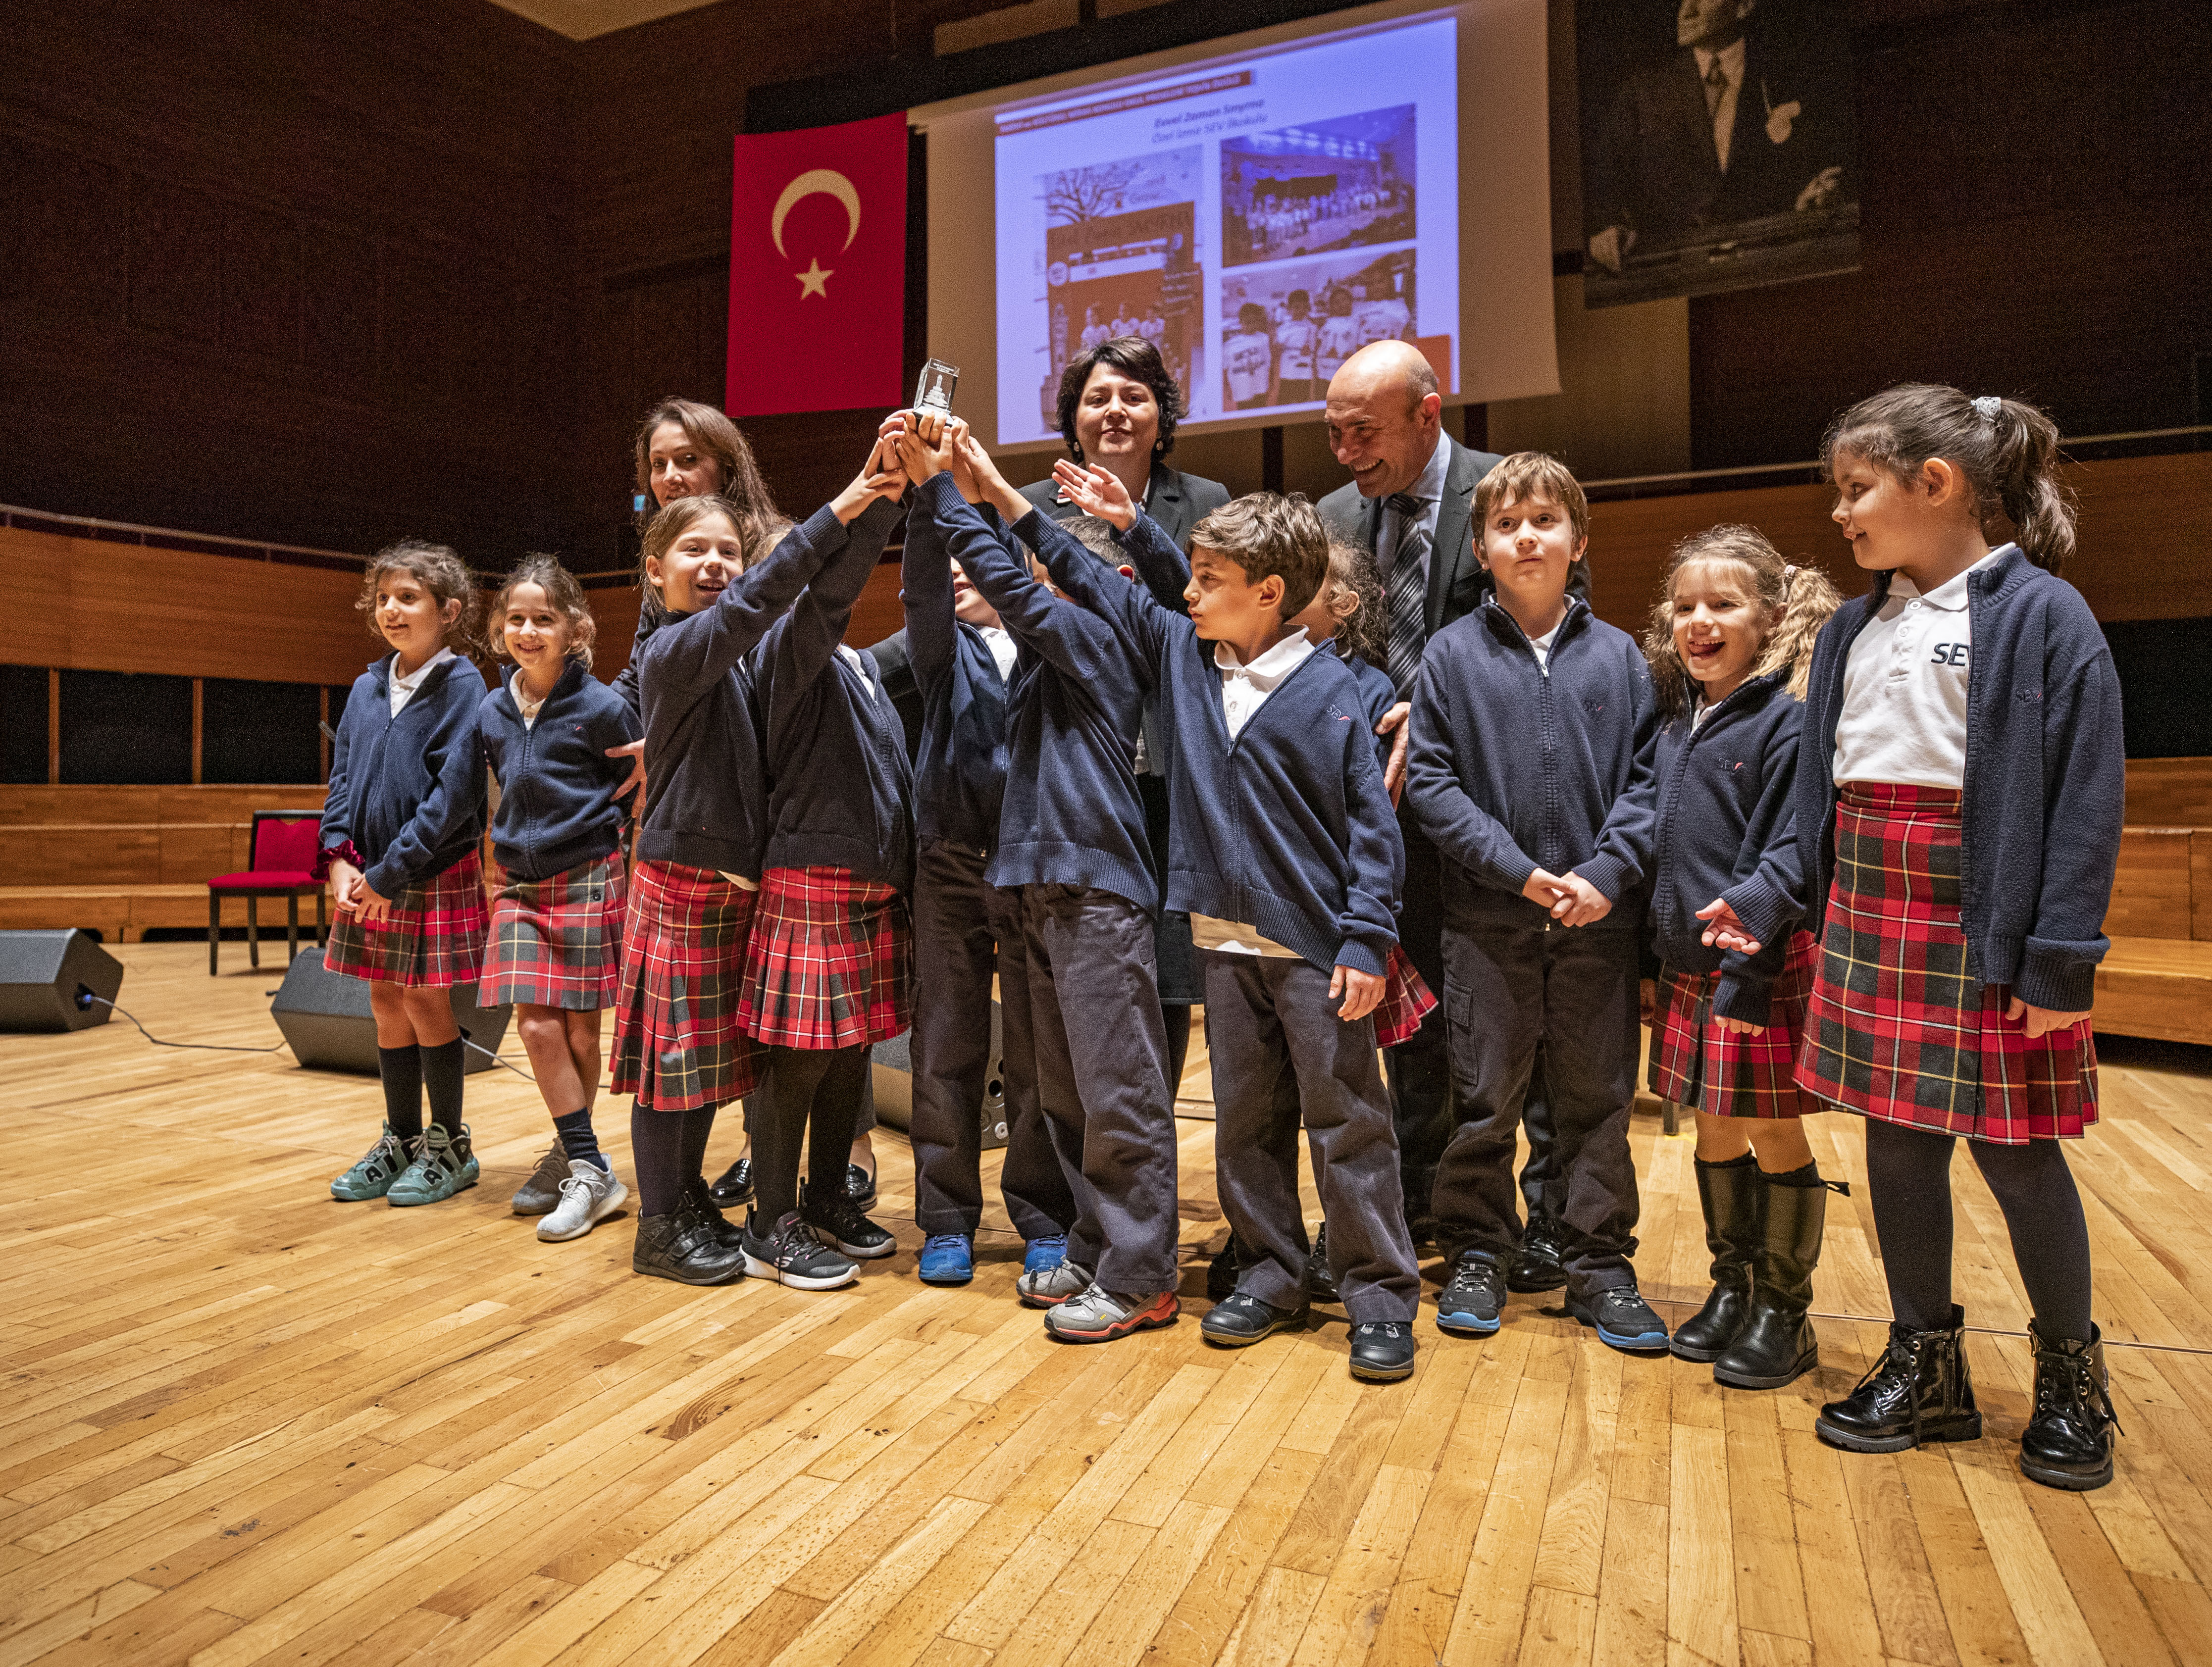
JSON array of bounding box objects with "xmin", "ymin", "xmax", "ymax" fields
[
  {"xmin": 1221, "ymin": 105, "xmax": 1416, "ymax": 270},
  {"xmin": 1039, "ymin": 148, "xmax": 1203, "ymax": 429},
  {"xmin": 1576, "ymin": 0, "xmax": 1857, "ymax": 307},
  {"xmin": 1220, "ymin": 249, "xmax": 1424, "ymax": 411}
]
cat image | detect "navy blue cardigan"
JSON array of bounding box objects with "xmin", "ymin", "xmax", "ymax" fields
[
  {"xmin": 479, "ymin": 660, "xmax": 640, "ymax": 882},
  {"xmin": 633, "ymin": 501, "xmax": 898, "ymax": 880},
  {"xmin": 322, "ymin": 652, "xmax": 490, "ymax": 898},
  {"xmin": 1407, "ymin": 598, "xmax": 1659, "ymax": 930},
  {"xmin": 1795, "ymin": 545, "xmax": 2124, "ymax": 1012},
  {"xmin": 900, "ymin": 473, "xmax": 1012, "ymax": 859},
  {"xmin": 751, "ymin": 501, "xmax": 915, "ymax": 889},
  {"xmin": 940, "ymin": 492, "xmax": 1157, "ymax": 910},
  {"xmin": 1042, "ymin": 510, "xmax": 1402, "ymax": 976},
  {"xmin": 1647, "ymin": 671, "xmax": 1806, "ymax": 1023}
]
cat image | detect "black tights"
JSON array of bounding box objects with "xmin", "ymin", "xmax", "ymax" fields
[
  {"xmin": 630, "ymin": 1104, "xmax": 721, "ymax": 1218},
  {"xmin": 1865, "ymin": 1120, "xmax": 2093, "ymax": 1343},
  {"xmin": 752, "ymin": 1044, "xmax": 871, "ymax": 1224}
]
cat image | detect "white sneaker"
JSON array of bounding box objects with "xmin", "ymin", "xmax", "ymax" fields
[{"xmin": 537, "ymin": 1160, "xmax": 628, "ymax": 1242}]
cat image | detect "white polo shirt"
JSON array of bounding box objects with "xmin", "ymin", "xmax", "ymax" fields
[
  {"xmin": 1833, "ymin": 550, "xmax": 2002, "ymax": 790},
  {"xmin": 1190, "ymin": 628, "xmax": 1316, "ymax": 958},
  {"xmin": 389, "ymin": 646, "xmax": 456, "ymax": 716}
]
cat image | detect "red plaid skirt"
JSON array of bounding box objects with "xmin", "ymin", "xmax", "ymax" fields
[
  {"xmin": 1374, "ymin": 946, "xmax": 1436, "ymax": 1049},
  {"xmin": 478, "ymin": 856, "xmax": 627, "ymax": 1011},
  {"xmin": 736, "ymin": 866, "xmax": 913, "ymax": 1049},
  {"xmin": 609, "ymin": 860, "xmax": 761, "ymax": 1111},
  {"xmin": 323, "ymin": 851, "xmax": 488, "ymax": 988},
  {"xmin": 1648, "ymin": 931, "xmax": 1821, "ymax": 1119},
  {"xmin": 1797, "ymin": 784, "xmax": 2097, "ymax": 1143}
]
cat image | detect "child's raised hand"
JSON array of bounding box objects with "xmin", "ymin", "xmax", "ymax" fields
[
  {"xmin": 1329, "ymin": 963, "xmax": 1384, "ymax": 1022},
  {"xmin": 1050, "ymin": 459, "xmax": 1136, "ymax": 530},
  {"xmin": 833, "ymin": 429, "xmax": 908, "ymax": 521},
  {"xmin": 1695, "ymin": 898, "xmax": 1762, "ymax": 956},
  {"xmin": 2005, "ymin": 997, "xmax": 2092, "ymax": 1041},
  {"xmin": 956, "ymin": 431, "xmax": 1029, "ymax": 522},
  {"xmin": 944, "ymin": 417, "xmax": 984, "ymax": 503}
]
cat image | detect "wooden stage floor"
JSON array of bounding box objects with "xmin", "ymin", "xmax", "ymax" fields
[{"xmin": 3, "ymin": 944, "xmax": 2211, "ymax": 1667}]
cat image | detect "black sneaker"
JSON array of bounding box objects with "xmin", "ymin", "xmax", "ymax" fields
[
  {"xmin": 802, "ymin": 1187, "xmax": 896, "ymax": 1259},
  {"xmin": 1507, "ymin": 1212, "xmax": 1570, "ymax": 1293},
  {"xmin": 1566, "ymin": 1285, "xmax": 1671, "ymax": 1353},
  {"xmin": 1436, "ymin": 1251, "xmax": 1506, "ymax": 1337},
  {"xmin": 709, "ymin": 1157, "xmax": 753, "ymax": 1207},
  {"xmin": 846, "ymin": 1162, "xmax": 877, "ymax": 1208},
  {"xmin": 1305, "ymin": 1223, "xmax": 1340, "ymax": 1305},
  {"xmin": 1349, "ymin": 1320, "xmax": 1417, "ymax": 1382},
  {"xmin": 1200, "ymin": 1290, "xmax": 1308, "ymax": 1347},
  {"xmin": 742, "ymin": 1209, "xmax": 859, "ymax": 1289},
  {"xmin": 1206, "ymin": 1239, "xmax": 1240, "ymax": 1300},
  {"xmin": 633, "ymin": 1211, "xmax": 746, "ymax": 1286}
]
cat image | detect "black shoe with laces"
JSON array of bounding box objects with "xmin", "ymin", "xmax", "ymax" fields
[
  {"xmin": 1436, "ymin": 1251, "xmax": 1506, "ymax": 1337},
  {"xmin": 845, "ymin": 1162, "xmax": 877, "ymax": 1208},
  {"xmin": 2019, "ymin": 1322, "xmax": 2118, "ymax": 1491},
  {"xmin": 1200, "ymin": 1290, "xmax": 1308, "ymax": 1347},
  {"xmin": 633, "ymin": 1211, "xmax": 747, "ymax": 1286},
  {"xmin": 1349, "ymin": 1320, "xmax": 1416, "ymax": 1381},
  {"xmin": 1565, "ymin": 1284, "xmax": 1672, "ymax": 1353},
  {"xmin": 1816, "ymin": 1305, "xmax": 1981, "ymax": 1453},
  {"xmin": 679, "ymin": 1175, "xmax": 745, "ymax": 1249},
  {"xmin": 1305, "ymin": 1223, "xmax": 1340, "ymax": 1305},
  {"xmin": 742, "ymin": 1209, "xmax": 859, "ymax": 1289},
  {"xmin": 802, "ymin": 1186, "xmax": 895, "ymax": 1259},
  {"xmin": 708, "ymin": 1157, "xmax": 753, "ymax": 1207},
  {"xmin": 1506, "ymin": 1212, "xmax": 1570, "ymax": 1294}
]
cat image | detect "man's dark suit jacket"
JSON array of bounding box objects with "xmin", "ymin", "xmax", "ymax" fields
[
  {"xmin": 871, "ymin": 463, "xmax": 1229, "ymax": 755},
  {"xmin": 1317, "ymin": 434, "xmax": 1505, "ymax": 650},
  {"xmin": 1585, "ymin": 35, "xmax": 1850, "ymax": 242}
]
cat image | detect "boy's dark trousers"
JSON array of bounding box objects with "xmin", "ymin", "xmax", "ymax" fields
[
  {"xmin": 1017, "ymin": 883, "xmax": 1182, "ymax": 1293},
  {"xmin": 1205, "ymin": 953, "xmax": 1421, "ymax": 1322},
  {"xmin": 1432, "ymin": 915, "xmax": 1642, "ymax": 1294},
  {"xmin": 909, "ymin": 840, "xmax": 1073, "ymax": 1242}
]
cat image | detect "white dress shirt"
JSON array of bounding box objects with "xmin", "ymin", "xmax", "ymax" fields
[
  {"xmin": 978, "ymin": 625, "xmax": 1017, "ymax": 683},
  {"xmin": 389, "ymin": 646, "xmax": 456, "ymax": 716}
]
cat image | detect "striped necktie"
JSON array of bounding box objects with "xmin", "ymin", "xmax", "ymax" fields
[{"xmin": 1384, "ymin": 492, "xmax": 1430, "ymax": 695}]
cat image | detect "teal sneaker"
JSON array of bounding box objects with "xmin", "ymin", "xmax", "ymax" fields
[
  {"xmin": 332, "ymin": 1125, "xmax": 416, "ymax": 1202},
  {"xmin": 387, "ymin": 1123, "xmax": 479, "ymax": 1207}
]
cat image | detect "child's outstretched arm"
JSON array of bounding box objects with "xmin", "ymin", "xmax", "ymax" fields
[{"xmin": 1050, "ymin": 460, "xmax": 1192, "ymax": 600}]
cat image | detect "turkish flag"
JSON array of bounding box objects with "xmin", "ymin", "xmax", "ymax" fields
[{"xmin": 726, "ymin": 113, "xmax": 909, "ymax": 419}]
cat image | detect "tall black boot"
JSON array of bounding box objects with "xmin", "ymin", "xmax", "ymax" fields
[
  {"xmin": 2019, "ymin": 1322, "xmax": 2118, "ymax": 1491},
  {"xmin": 1815, "ymin": 1304, "xmax": 1981, "ymax": 1453},
  {"xmin": 1715, "ymin": 1174, "xmax": 1836, "ymax": 1389},
  {"xmin": 1670, "ymin": 1156, "xmax": 1763, "ymax": 1363}
]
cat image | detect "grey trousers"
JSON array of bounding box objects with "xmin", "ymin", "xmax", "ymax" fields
[
  {"xmin": 1204, "ymin": 952, "xmax": 1420, "ymax": 1322},
  {"xmin": 908, "ymin": 841, "xmax": 1073, "ymax": 1241},
  {"xmin": 1016, "ymin": 883, "xmax": 1181, "ymax": 1292}
]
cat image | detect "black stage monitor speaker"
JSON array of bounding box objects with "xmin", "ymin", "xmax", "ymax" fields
[
  {"xmin": 0, "ymin": 929, "xmax": 125, "ymax": 1033},
  {"xmin": 869, "ymin": 1001, "xmax": 1008, "ymax": 1152},
  {"xmin": 270, "ymin": 949, "xmax": 514, "ymax": 1075}
]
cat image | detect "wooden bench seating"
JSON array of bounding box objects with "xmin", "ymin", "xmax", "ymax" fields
[{"xmin": 2098, "ymin": 799, "xmax": 2212, "ymax": 1046}]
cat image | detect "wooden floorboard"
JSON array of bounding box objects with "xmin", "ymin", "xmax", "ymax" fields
[{"xmin": 2, "ymin": 943, "xmax": 2209, "ymax": 1666}]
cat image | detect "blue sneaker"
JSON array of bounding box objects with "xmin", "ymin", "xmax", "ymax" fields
[
  {"xmin": 1436, "ymin": 1251, "xmax": 1506, "ymax": 1337},
  {"xmin": 919, "ymin": 1233, "xmax": 975, "ymax": 1285},
  {"xmin": 1567, "ymin": 1285, "xmax": 1671, "ymax": 1353},
  {"xmin": 1024, "ymin": 1234, "xmax": 1068, "ymax": 1278}
]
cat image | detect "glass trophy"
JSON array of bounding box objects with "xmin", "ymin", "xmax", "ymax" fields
[{"xmin": 915, "ymin": 359, "xmax": 959, "ymax": 415}]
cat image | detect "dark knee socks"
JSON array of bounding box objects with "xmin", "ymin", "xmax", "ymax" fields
[
  {"xmin": 553, "ymin": 1109, "xmax": 607, "ymax": 1171},
  {"xmin": 631, "ymin": 1108, "xmax": 685, "ymax": 1218},
  {"xmin": 679, "ymin": 1106, "xmax": 717, "ymax": 1185},
  {"xmin": 753, "ymin": 1045, "xmax": 869, "ymax": 1223},
  {"xmin": 803, "ymin": 1046, "xmax": 869, "ymax": 1211},
  {"xmin": 419, "ymin": 1039, "xmax": 465, "ymax": 1139},
  {"xmin": 378, "ymin": 1046, "xmax": 424, "ymax": 1141},
  {"xmin": 1865, "ymin": 1119, "xmax": 2093, "ymax": 1341}
]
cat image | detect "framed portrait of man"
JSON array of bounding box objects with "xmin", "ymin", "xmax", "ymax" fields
[{"xmin": 1578, "ymin": 0, "xmax": 1858, "ymax": 307}]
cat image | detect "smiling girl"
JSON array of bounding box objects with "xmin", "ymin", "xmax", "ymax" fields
[
  {"xmin": 476, "ymin": 557, "xmax": 641, "ymax": 1243},
  {"xmin": 321, "ymin": 540, "xmax": 492, "ymax": 1207},
  {"xmin": 1639, "ymin": 526, "xmax": 1841, "ymax": 1390}
]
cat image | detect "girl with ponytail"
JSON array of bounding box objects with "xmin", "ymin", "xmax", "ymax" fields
[
  {"xmin": 1639, "ymin": 526, "xmax": 1842, "ymax": 1392},
  {"xmin": 1731, "ymin": 383, "xmax": 2125, "ymax": 1488}
]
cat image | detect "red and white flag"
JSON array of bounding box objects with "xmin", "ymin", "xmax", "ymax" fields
[{"xmin": 726, "ymin": 113, "xmax": 908, "ymax": 419}]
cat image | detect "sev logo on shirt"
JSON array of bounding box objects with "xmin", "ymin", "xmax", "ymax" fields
[{"xmin": 1931, "ymin": 642, "xmax": 1970, "ymax": 667}]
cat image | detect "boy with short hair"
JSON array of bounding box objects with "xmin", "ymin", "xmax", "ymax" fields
[
  {"xmin": 1015, "ymin": 454, "xmax": 1423, "ymax": 1383},
  {"xmin": 894, "ymin": 412, "xmax": 1181, "ymax": 1345},
  {"xmin": 1405, "ymin": 452, "xmax": 1666, "ymax": 1353}
]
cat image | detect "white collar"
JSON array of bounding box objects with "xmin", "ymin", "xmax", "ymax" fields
[
  {"xmin": 1891, "ymin": 546, "xmax": 2006, "ymax": 613},
  {"xmin": 393, "ymin": 646, "xmax": 456, "ymax": 689},
  {"xmin": 1214, "ymin": 626, "xmax": 1314, "ymax": 680}
]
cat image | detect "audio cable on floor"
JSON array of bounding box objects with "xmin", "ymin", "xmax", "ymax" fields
[{"xmin": 76, "ymin": 992, "xmax": 536, "ymax": 1080}]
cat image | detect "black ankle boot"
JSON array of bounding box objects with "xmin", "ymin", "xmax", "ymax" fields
[
  {"xmin": 2019, "ymin": 1322, "xmax": 2118, "ymax": 1491},
  {"xmin": 633, "ymin": 1211, "xmax": 747, "ymax": 1285},
  {"xmin": 1670, "ymin": 1157, "xmax": 1762, "ymax": 1363},
  {"xmin": 680, "ymin": 1175, "xmax": 745, "ymax": 1249},
  {"xmin": 1815, "ymin": 1304, "xmax": 1981, "ymax": 1452},
  {"xmin": 1715, "ymin": 1175, "xmax": 1837, "ymax": 1389}
]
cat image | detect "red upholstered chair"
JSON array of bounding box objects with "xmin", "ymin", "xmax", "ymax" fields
[{"xmin": 208, "ymin": 810, "xmax": 327, "ymax": 975}]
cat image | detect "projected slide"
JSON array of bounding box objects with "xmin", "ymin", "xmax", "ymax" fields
[{"xmin": 992, "ymin": 12, "xmax": 1459, "ymax": 446}]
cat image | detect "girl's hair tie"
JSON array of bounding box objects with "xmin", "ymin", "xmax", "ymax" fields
[{"xmin": 1972, "ymin": 395, "xmax": 2003, "ymax": 421}]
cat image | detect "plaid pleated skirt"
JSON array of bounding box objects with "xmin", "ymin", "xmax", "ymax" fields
[
  {"xmin": 323, "ymin": 851, "xmax": 488, "ymax": 988},
  {"xmin": 736, "ymin": 866, "xmax": 913, "ymax": 1049},
  {"xmin": 1374, "ymin": 946, "xmax": 1436, "ymax": 1049},
  {"xmin": 609, "ymin": 860, "xmax": 761, "ymax": 1111},
  {"xmin": 478, "ymin": 855, "xmax": 627, "ymax": 1011},
  {"xmin": 1648, "ymin": 931, "xmax": 1822, "ymax": 1119},
  {"xmin": 1797, "ymin": 783, "xmax": 2097, "ymax": 1143}
]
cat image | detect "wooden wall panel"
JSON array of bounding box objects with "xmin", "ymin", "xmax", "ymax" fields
[
  {"xmin": 2105, "ymin": 830, "xmax": 2193, "ymax": 942},
  {"xmin": 2125, "ymin": 759, "xmax": 2212, "ymax": 828}
]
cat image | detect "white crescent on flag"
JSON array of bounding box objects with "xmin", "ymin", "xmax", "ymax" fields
[{"xmin": 770, "ymin": 169, "xmax": 861, "ymax": 257}]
